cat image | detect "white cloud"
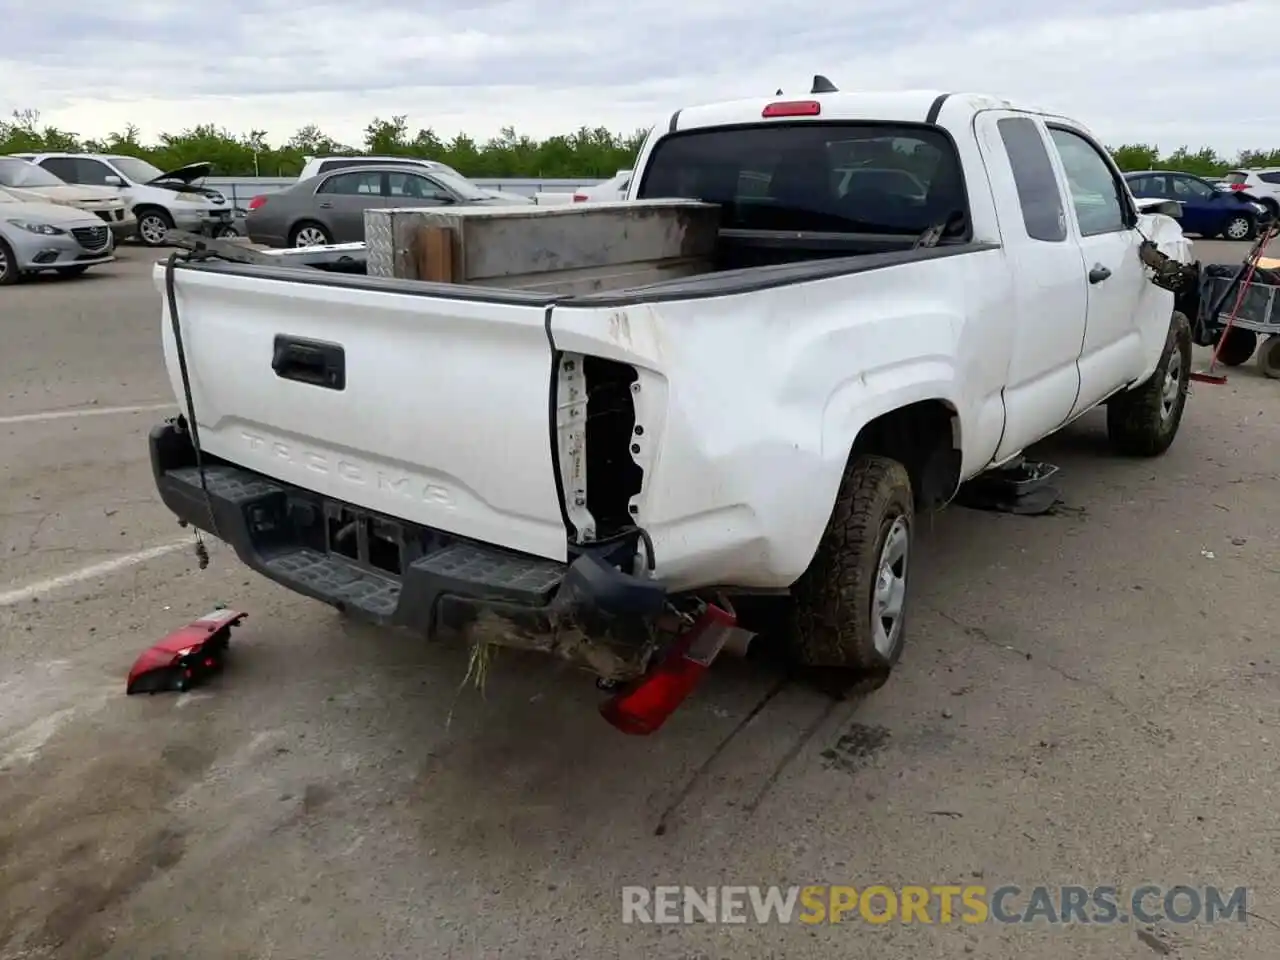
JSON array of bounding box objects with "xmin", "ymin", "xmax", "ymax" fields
[{"xmin": 3, "ymin": 0, "xmax": 1279, "ymax": 152}]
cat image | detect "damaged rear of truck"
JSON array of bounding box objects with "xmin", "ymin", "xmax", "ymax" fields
[{"xmin": 149, "ymin": 87, "xmax": 1195, "ymax": 732}]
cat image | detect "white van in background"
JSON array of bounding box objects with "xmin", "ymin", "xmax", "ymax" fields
[{"xmin": 12, "ymin": 153, "xmax": 236, "ymax": 246}]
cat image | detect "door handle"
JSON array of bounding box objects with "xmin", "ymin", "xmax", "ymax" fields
[
  {"xmin": 272, "ymin": 335, "xmax": 345, "ymax": 390},
  {"xmin": 319, "ymin": 201, "xmax": 334, "ymax": 209},
  {"xmin": 1088, "ymin": 264, "xmax": 1112, "ymax": 284}
]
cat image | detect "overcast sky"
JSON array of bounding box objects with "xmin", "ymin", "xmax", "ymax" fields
[{"xmin": 5, "ymin": 0, "xmax": 1279, "ymax": 153}]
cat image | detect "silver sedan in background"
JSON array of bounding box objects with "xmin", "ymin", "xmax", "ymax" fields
[
  {"xmin": 246, "ymin": 164, "xmax": 534, "ymax": 248},
  {"xmin": 0, "ymin": 187, "xmax": 115, "ymax": 285}
]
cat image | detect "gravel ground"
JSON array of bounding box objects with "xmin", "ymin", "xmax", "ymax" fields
[{"xmin": 1, "ymin": 239, "xmax": 1278, "ymax": 960}]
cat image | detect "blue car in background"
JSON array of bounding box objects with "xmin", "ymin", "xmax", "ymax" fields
[{"xmin": 1123, "ymin": 170, "xmax": 1271, "ymax": 241}]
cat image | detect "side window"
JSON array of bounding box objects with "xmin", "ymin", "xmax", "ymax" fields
[
  {"xmin": 388, "ymin": 172, "xmax": 451, "ymax": 200},
  {"xmin": 1260, "ymin": 172, "xmax": 1280, "ymax": 185},
  {"xmin": 316, "ymin": 171, "xmax": 381, "ymax": 196},
  {"xmin": 39, "ymin": 157, "xmax": 80, "ymax": 182},
  {"xmin": 1171, "ymin": 176, "xmax": 1215, "ymax": 200},
  {"xmin": 1046, "ymin": 127, "xmax": 1128, "ymax": 236},
  {"xmin": 75, "ymin": 159, "xmax": 116, "ymax": 186},
  {"xmin": 997, "ymin": 116, "xmax": 1066, "ymax": 242},
  {"xmin": 1129, "ymin": 176, "xmax": 1168, "ymax": 198}
]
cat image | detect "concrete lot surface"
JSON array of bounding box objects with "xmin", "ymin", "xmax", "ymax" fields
[{"xmin": 1, "ymin": 241, "xmax": 1278, "ymax": 960}]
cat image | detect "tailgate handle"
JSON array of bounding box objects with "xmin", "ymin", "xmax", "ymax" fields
[{"xmin": 272, "ymin": 335, "xmax": 346, "ymax": 390}]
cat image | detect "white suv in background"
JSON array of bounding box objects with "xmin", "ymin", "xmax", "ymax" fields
[
  {"xmin": 1221, "ymin": 169, "xmax": 1280, "ymax": 217},
  {"xmin": 13, "ymin": 153, "xmax": 237, "ymax": 246}
]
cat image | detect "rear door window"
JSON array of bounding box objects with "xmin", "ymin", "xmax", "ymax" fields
[
  {"xmin": 637, "ymin": 122, "xmax": 968, "ymax": 237},
  {"xmin": 996, "ymin": 116, "xmax": 1066, "ymax": 242},
  {"xmin": 316, "ymin": 171, "xmax": 382, "ymax": 195},
  {"xmin": 38, "ymin": 157, "xmax": 80, "ymax": 182}
]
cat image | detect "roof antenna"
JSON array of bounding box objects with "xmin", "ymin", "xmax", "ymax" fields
[
  {"xmin": 811, "ymin": 74, "xmax": 838, "ymax": 94},
  {"xmin": 775, "ymin": 88, "xmax": 784, "ymax": 95}
]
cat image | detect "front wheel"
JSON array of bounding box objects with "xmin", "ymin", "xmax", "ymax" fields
[
  {"xmin": 788, "ymin": 455, "xmax": 915, "ymax": 688},
  {"xmin": 1223, "ymin": 213, "xmax": 1257, "ymax": 242},
  {"xmin": 136, "ymin": 208, "xmax": 175, "ymax": 247},
  {"xmin": 1106, "ymin": 310, "xmax": 1192, "ymax": 457}
]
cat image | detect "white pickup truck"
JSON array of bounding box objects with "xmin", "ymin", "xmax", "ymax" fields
[{"xmin": 149, "ymin": 87, "xmax": 1196, "ymax": 730}]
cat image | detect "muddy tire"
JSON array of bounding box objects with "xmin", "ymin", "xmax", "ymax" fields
[
  {"xmin": 1258, "ymin": 335, "xmax": 1280, "ymax": 380},
  {"xmin": 1106, "ymin": 310, "xmax": 1192, "ymax": 457},
  {"xmin": 1216, "ymin": 327, "xmax": 1257, "ymax": 367},
  {"xmin": 788, "ymin": 455, "xmax": 914, "ymax": 689}
]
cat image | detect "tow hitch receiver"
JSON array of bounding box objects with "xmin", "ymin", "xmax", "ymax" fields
[
  {"xmin": 600, "ymin": 603, "xmax": 747, "ymax": 735},
  {"xmin": 126, "ymin": 609, "xmax": 247, "ymax": 695}
]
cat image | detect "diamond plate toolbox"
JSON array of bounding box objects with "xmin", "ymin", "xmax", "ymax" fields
[{"xmin": 363, "ymin": 207, "xmax": 395, "ymax": 278}]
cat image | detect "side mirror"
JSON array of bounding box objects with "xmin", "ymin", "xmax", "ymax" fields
[{"xmin": 104, "ymin": 175, "xmax": 123, "ymax": 186}]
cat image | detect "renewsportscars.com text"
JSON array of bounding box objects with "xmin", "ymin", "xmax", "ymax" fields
[{"xmin": 621, "ymin": 884, "xmax": 1248, "ymax": 925}]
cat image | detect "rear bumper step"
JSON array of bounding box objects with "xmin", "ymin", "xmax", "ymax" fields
[{"xmin": 149, "ymin": 420, "xmax": 667, "ymax": 677}]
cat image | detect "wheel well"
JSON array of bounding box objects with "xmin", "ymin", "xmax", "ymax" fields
[
  {"xmin": 850, "ymin": 400, "xmax": 961, "ymax": 509},
  {"xmin": 133, "ymin": 204, "xmax": 170, "ymax": 219}
]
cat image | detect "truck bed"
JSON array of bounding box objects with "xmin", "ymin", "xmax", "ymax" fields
[{"xmin": 360, "ymin": 199, "xmax": 942, "ymax": 296}]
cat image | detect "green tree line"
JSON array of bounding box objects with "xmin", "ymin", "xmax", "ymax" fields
[{"xmin": 3, "ymin": 108, "xmax": 1279, "ymax": 179}]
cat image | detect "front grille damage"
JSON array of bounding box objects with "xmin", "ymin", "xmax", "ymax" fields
[{"xmin": 555, "ymin": 353, "xmax": 645, "ymax": 550}]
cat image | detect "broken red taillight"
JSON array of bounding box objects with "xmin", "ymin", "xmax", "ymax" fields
[
  {"xmin": 247, "ymin": 195, "xmax": 268, "ymax": 210},
  {"xmin": 600, "ymin": 604, "xmax": 740, "ymax": 735},
  {"xmin": 762, "ymin": 100, "xmax": 821, "ymax": 118}
]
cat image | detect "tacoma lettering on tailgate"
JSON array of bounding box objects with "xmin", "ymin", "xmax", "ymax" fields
[{"xmin": 240, "ymin": 431, "xmax": 455, "ymax": 508}]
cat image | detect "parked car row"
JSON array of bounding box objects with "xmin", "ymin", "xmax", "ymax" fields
[{"xmin": 1123, "ymin": 169, "xmax": 1275, "ymax": 240}]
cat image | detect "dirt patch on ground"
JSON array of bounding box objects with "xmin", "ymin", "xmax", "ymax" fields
[{"xmin": 0, "ymin": 717, "xmax": 220, "ymax": 959}]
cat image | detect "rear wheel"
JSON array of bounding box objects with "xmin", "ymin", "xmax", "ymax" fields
[
  {"xmin": 1106, "ymin": 310, "xmax": 1191, "ymax": 457},
  {"xmin": 788, "ymin": 455, "xmax": 914, "ymax": 690},
  {"xmin": 1216, "ymin": 327, "xmax": 1258, "ymax": 367},
  {"xmin": 136, "ymin": 208, "xmax": 174, "ymax": 246},
  {"xmin": 290, "ymin": 222, "xmax": 332, "ymax": 247},
  {"xmin": 1223, "ymin": 213, "xmax": 1256, "ymax": 242},
  {"xmin": 1257, "ymin": 335, "xmax": 1280, "ymax": 379},
  {"xmin": 0, "ymin": 238, "xmax": 17, "ymax": 286}
]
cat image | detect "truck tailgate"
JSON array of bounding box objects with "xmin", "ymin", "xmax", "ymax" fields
[{"xmin": 158, "ymin": 262, "xmax": 568, "ymax": 562}]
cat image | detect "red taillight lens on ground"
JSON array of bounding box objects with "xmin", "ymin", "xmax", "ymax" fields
[
  {"xmin": 572, "ymin": 193, "xmax": 588, "ymax": 202},
  {"xmin": 600, "ymin": 604, "xmax": 739, "ymax": 735},
  {"xmin": 762, "ymin": 100, "xmax": 822, "ymax": 118},
  {"xmin": 247, "ymin": 195, "xmax": 268, "ymax": 210}
]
